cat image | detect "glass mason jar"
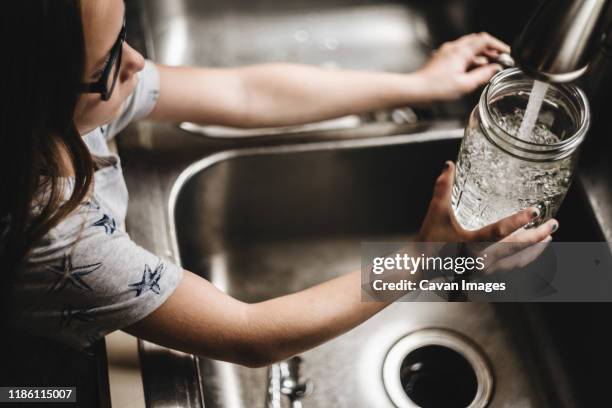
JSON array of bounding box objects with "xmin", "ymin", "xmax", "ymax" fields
[{"xmin": 451, "ymin": 68, "xmax": 590, "ymax": 231}]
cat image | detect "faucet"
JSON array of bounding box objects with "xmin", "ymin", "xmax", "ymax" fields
[
  {"xmin": 266, "ymin": 356, "xmax": 313, "ymax": 408},
  {"xmin": 512, "ymin": 0, "xmax": 611, "ymax": 82}
]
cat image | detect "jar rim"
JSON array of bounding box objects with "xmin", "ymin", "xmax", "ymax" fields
[{"xmin": 479, "ymin": 68, "xmax": 590, "ymax": 161}]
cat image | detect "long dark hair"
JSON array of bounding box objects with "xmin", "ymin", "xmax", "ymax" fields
[{"xmin": 0, "ymin": 1, "xmax": 94, "ymax": 318}]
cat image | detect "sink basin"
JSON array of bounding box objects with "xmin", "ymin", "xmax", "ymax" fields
[
  {"xmin": 124, "ymin": 1, "xmax": 611, "ymax": 406},
  {"xmin": 144, "ymin": 0, "xmax": 431, "ymax": 71},
  {"xmin": 167, "ymin": 129, "xmax": 605, "ymax": 407},
  {"xmin": 140, "ymin": 0, "xmax": 471, "ymax": 140}
]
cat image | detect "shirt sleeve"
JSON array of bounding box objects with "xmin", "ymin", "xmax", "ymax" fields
[
  {"xmin": 104, "ymin": 59, "xmax": 161, "ymax": 140},
  {"xmin": 9, "ymin": 202, "xmax": 184, "ymax": 351}
]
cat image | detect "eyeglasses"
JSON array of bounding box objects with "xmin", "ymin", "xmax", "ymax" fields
[{"xmin": 80, "ymin": 17, "xmax": 127, "ymax": 101}]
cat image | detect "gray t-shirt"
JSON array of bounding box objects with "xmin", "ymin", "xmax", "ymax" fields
[{"xmin": 8, "ymin": 60, "xmax": 184, "ymax": 351}]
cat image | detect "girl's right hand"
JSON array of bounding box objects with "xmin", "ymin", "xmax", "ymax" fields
[
  {"xmin": 416, "ymin": 32, "xmax": 509, "ymax": 101},
  {"xmin": 418, "ymin": 161, "xmax": 558, "ymax": 245}
]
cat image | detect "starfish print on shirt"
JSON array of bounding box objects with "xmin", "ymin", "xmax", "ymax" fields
[
  {"xmin": 92, "ymin": 214, "xmax": 117, "ymax": 235},
  {"xmin": 47, "ymin": 254, "xmax": 102, "ymax": 292},
  {"xmin": 128, "ymin": 261, "xmax": 165, "ymax": 297}
]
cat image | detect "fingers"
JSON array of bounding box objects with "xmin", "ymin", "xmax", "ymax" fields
[
  {"xmin": 486, "ymin": 235, "xmax": 552, "ymax": 274},
  {"xmin": 502, "ymin": 218, "xmax": 558, "ymax": 244},
  {"xmin": 454, "ymin": 33, "xmax": 509, "ymax": 79},
  {"xmin": 482, "ymin": 49, "xmax": 502, "ymax": 59},
  {"xmin": 475, "ymin": 219, "xmax": 557, "ymax": 267},
  {"xmin": 431, "ymin": 161, "xmax": 455, "ymax": 206},
  {"xmin": 471, "ymin": 56, "xmax": 489, "ymax": 67},
  {"xmin": 460, "ymin": 64, "xmax": 502, "ymax": 91},
  {"xmin": 460, "ymin": 32, "xmax": 511, "ymax": 54},
  {"xmin": 418, "ymin": 161, "xmax": 457, "ymax": 242},
  {"xmin": 470, "ymin": 207, "xmax": 541, "ymax": 242}
]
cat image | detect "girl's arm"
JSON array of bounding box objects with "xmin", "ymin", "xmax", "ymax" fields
[
  {"xmin": 124, "ymin": 269, "xmax": 385, "ymax": 368},
  {"xmin": 145, "ymin": 33, "xmax": 509, "ymax": 127},
  {"xmin": 122, "ymin": 163, "xmax": 555, "ymax": 368}
]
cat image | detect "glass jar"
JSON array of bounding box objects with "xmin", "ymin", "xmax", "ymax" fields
[{"xmin": 451, "ymin": 68, "xmax": 590, "ymax": 231}]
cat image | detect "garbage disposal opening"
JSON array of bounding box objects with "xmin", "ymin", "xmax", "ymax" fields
[
  {"xmin": 399, "ymin": 345, "xmax": 478, "ymax": 408},
  {"xmin": 382, "ymin": 328, "xmax": 493, "ymax": 408}
]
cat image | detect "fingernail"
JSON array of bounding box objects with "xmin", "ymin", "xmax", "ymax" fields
[
  {"xmin": 442, "ymin": 161, "xmax": 450, "ymax": 172},
  {"xmin": 530, "ymin": 207, "xmax": 540, "ymax": 219},
  {"xmin": 551, "ymin": 222, "xmax": 558, "ymax": 232}
]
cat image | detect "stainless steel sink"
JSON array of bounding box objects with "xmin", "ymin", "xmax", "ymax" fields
[
  {"xmin": 143, "ymin": 0, "xmax": 431, "ymax": 71},
  {"xmin": 166, "ymin": 129, "xmax": 604, "ymax": 407},
  {"xmin": 140, "ymin": 0, "xmax": 469, "ymax": 140},
  {"xmin": 122, "ymin": 1, "xmax": 612, "ymax": 407}
]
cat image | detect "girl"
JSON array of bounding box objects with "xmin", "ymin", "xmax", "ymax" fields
[{"xmin": 0, "ymin": 0, "xmax": 556, "ymax": 366}]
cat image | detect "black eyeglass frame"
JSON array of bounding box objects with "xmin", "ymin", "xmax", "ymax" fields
[{"xmin": 80, "ymin": 16, "xmax": 127, "ymax": 101}]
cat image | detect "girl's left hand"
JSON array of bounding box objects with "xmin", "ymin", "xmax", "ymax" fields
[{"xmin": 416, "ymin": 32, "xmax": 511, "ymax": 101}]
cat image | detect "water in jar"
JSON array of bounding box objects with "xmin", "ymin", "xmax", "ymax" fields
[{"xmin": 451, "ymin": 87, "xmax": 577, "ymax": 231}]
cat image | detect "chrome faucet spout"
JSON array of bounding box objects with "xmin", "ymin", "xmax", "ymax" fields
[{"xmin": 512, "ymin": 0, "xmax": 610, "ymax": 83}]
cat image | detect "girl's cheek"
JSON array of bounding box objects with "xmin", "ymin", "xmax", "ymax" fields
[
  {"xmin": 74, "ymin": 75, "xmax": 138, "ymax": 130},
  {"xmin": 88, "ymin": 95, "xmax": 122, "ymax": 119}
]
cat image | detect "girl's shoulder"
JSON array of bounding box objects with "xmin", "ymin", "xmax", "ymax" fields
[{"xmin": 12, "ymin": 193, "xmax": 184, "ymax": 352}]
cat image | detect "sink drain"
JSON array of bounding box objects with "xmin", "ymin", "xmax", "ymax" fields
[{"xmin": 382, "ymin": 328, "xmax": 493, "ymax": 408}]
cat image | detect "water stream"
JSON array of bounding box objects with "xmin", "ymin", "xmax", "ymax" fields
[{"xmin": 517, "ymin": 79, "xmax": 550, "ymax": 141}]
